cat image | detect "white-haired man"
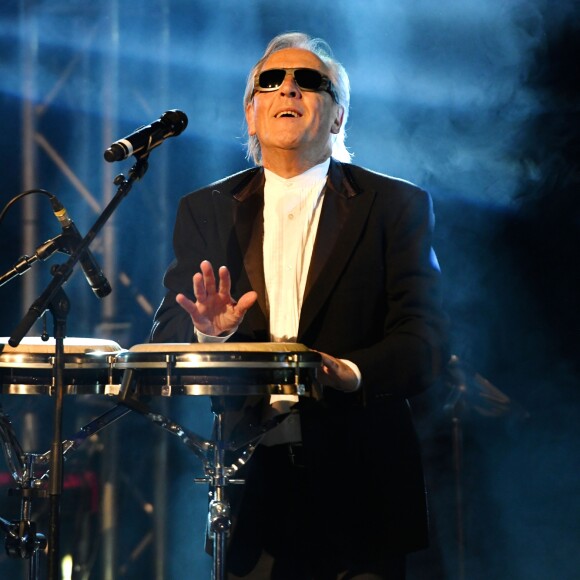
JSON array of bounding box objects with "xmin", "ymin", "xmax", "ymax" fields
[{"xmin": 152, "ymin": 32, "xmax": 448, "ymax": 580}]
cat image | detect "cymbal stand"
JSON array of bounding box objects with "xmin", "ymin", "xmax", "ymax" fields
[
  {"xmin": 444, "ymin": 355, "xmax": 469, "ymax": 580},
  {"xmin": 444, "ymin": 354, "xmax": 526, "ymax": 580}
]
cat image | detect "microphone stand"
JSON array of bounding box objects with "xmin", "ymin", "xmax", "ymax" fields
[
  {"xmin": 0, "ymin": 235, "xmax": 67, "ymax": 288},
  {"xmin": 8, "ymin": 154, "xmax": 150, "ymax": 580}
]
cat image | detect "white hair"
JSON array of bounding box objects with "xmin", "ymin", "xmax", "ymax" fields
[{"xmin": 243, "ymin": 32, "xmax": 352, "ymax": 164}]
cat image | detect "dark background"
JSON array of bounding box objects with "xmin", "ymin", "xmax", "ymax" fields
[{"xmin": 1, "ymin": 1, "xmax": 578, "ymax": 578}]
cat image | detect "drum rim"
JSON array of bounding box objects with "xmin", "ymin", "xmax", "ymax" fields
[
  {"xmin": 0, "ymin": 337, "xmax": 123, "ymax": 354},
  {"xmin": 0, "ymin": 383, "xmax": 120, "ymax": 395},
  {"xmin": 0, "ymin": 352, "xmax": 120, "ymax": 368},
  {"xmin": 128, "ymin": 341, "xmax": 314, "ymax": 353},
  {"xmin": 115, "ymin": 342, "xmax": 321, "ymax": 369}
]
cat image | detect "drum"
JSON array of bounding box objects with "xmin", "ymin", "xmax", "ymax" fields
[
  {"xmin": 0, "ymin": 337, "xmax": 123, "ymax": 395},
  {"xmin": 114, "ymin": 342, "xmax": 321, "ymax": 397}
]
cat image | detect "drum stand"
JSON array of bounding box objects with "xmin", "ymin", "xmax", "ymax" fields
[
  {"xmin": 117, "ymin": 371, "xmax": 289, "ymax": 580},
  {"xmin": 0, "ymin": 406, "xmax": 47, "ymax": 579},
  {"xmin": 0, "ymin": 396, "xmax": 132, "ymax": 579},
  {"xmin": 201, "ymin": 396, "xmax": 286, "ymax": 580},
  {"xmin": 202, "ymin": 397, "xmax": 240, "ymax": 580}
]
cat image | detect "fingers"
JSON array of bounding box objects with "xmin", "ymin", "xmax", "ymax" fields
[
  {"xmin": 192, "ymin": 272, "xmax": 207, "ymax": 301},
  {"xmin": 236, "ymin": 290, "xmax": 258, "ymax": 314},
  {"xmin": 177, "ymin": 261, "xmax": 258, "ymax": 337},
  {"xmin": 194, "ymin": 261, "xmax": 232, "ymax": 302},
  {"xmin": 195, "ymin": 260, "xmax": 217, "ymax": 299},
  {"xmin": 317, "ymin": 351, "xmax": 359, "ymax": 393},
  {"xmin": 176, "ymin": 292, "xmax": 200, "ymax": 319},
  {"xmin": 319, "ymin": 352, "xmax": 341, "ymax": 378},
  {"xmin": 218, "ymin": 266, "xmax": 231, "ymax": 298}
]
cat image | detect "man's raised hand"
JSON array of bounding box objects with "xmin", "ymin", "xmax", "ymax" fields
[{"xmin": 176, "ymin": 260, "xmax": 258, "ymax": 336}]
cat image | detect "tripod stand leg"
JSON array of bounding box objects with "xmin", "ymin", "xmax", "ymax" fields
[
  {"xmin": 30, "ymin": 536, "xmax": 45, "ymax": 580},
  {"xmin": 210, "ymin": 488, "xmax": 229, "ymax": 580},
  {"xmin": 209, "ymin": 408, "xmax": 231, "ymax": 580}
]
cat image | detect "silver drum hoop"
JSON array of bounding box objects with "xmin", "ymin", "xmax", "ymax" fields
[
  {"xmin": 0, "ymin": 337, "xmax": 123, "ymax": 395},
  {"xmin": 115, "ymin": 342, "xmax": 321, "ymax": 396}
]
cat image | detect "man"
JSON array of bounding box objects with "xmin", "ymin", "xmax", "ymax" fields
[{"xmin": 151, "ymin": 32, "xmax": 448, "ymax": 580}]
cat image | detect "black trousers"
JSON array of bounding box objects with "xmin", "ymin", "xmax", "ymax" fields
[{"xmin": 225, "ymin": 444, "xmax": 407, "ymax": 580}]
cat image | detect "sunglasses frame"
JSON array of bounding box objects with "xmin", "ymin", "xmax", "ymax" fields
[{"xmin": 253, "ymin": 67, "xmax": 337, "ymax": 101}]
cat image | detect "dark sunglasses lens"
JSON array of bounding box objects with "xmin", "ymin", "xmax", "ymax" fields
[
  {"xmin": 294, "ymin": 69, "xmax": 324, "ymax": 90},
  {"xmin": 259, "ymin": 69, "xmax": 286, "ymax": 89}
]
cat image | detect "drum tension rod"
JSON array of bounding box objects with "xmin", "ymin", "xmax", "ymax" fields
[
  {"xmin": 291, "ymin": 354, "xmax": 305, "ymax": 396},
  {"xmin": 163, "ymin": 354, "xmax": 175, "ymax": 396}
]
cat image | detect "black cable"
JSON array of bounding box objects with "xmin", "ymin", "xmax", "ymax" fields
[{"xmin": 0, "ymin": 188, "xmax": 56, "ymax": 228}]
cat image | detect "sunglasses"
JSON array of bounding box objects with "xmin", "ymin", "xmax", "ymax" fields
[{"xmin": 253, "ymin": 67, "xmax": 337, "ymax": 100}]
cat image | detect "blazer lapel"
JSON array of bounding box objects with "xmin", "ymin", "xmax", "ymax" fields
[
  {"xmin": 298, "ymin": 160, "xmax": 376, "ymax": 339},
  {"xmin": 231, "ymin": 169, "xmax": 269, "ymax": 321}
]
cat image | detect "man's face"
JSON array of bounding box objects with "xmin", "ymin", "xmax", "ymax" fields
[{"xmin": 245, "ymin": 48, "xmax": 343, "ymax": 169}]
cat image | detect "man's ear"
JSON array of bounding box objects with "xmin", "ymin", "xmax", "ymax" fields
[
  {"xmin": 245, "ymin": 102, "xmax": 256, "ymax": 136},
  {"xmin": 331, "ymin": 105, "xmax": 344, "ymax": 135}
]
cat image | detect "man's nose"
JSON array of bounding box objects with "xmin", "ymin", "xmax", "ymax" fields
[{"xmin": 279, "ymin": 73, "xmax": 301, "ymax": 98}]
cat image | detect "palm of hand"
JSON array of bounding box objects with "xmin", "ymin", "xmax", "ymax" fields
[
  {"xmin": 176, "ymin": 262, "xmax": 258, "ymax": 337},
  {"xmin": 193, "ymin": 294, "xmax": 242, "ymax": 336}
]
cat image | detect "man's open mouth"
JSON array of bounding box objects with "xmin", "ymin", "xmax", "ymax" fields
[{"xmin": 275, "ymin": 110, "xmax": 301, "ymax": 118}]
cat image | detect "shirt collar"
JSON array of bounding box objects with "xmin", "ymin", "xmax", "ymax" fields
[{"xmin": 264, "ymin": 158, "xmax": 331, "ymax": 190}]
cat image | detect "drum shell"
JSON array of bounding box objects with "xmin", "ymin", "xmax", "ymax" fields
[
  {"xmin": 0, "ymin": 338, "xmax": 122, "ymax": 395},
  {"xmin": 115, "ymin": 343, "xmax": 321, "ymax": 397}
]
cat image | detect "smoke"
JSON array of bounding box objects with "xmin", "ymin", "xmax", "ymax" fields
[
  {"xmin": 338, "ymin": 0, "xmax": 547, "ymax": 208},
  {"xmin": 1, "ymin": 1, "xmax": 579, "ymax": 578}
]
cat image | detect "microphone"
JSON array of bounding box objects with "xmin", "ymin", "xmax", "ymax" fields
[
  {"xmin": 103, "ymin": 109, "xmax": 188, "ymax": 162},
  {"xmin": 50, "ymin": 197, "xmax": 112, "ymax": 298}
]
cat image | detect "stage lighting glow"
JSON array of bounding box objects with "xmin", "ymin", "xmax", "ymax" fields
[{"xmin": 61, "ymin": 554, "xmax": 73, "ymax": 580}]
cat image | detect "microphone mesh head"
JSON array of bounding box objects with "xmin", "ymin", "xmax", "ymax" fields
[{"xmin": 161, "ymin": 110, "xmax": 188, "ymax": 135}]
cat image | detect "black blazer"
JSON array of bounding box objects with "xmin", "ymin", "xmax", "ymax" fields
[{"xmin": 151, "ymin": 159, "xmax": 448, "ymax": 554}]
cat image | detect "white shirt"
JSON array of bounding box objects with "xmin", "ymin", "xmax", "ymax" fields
[
  {"xmin": 259, "ymin": 160, "xmax": 329, "ymax": 442},
  {"xmin": 262, "ymin": 159, "xmax": 329, "ymax": 342}
]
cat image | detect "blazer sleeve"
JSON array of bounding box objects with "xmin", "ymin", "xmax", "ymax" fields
[
  {"xmin": 346, "ymin": 186, "xmax": 448, "ymax": 399},
  {"xmin": 150, "ymin": 195, "xmax": 205, "ymax": 343}
]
